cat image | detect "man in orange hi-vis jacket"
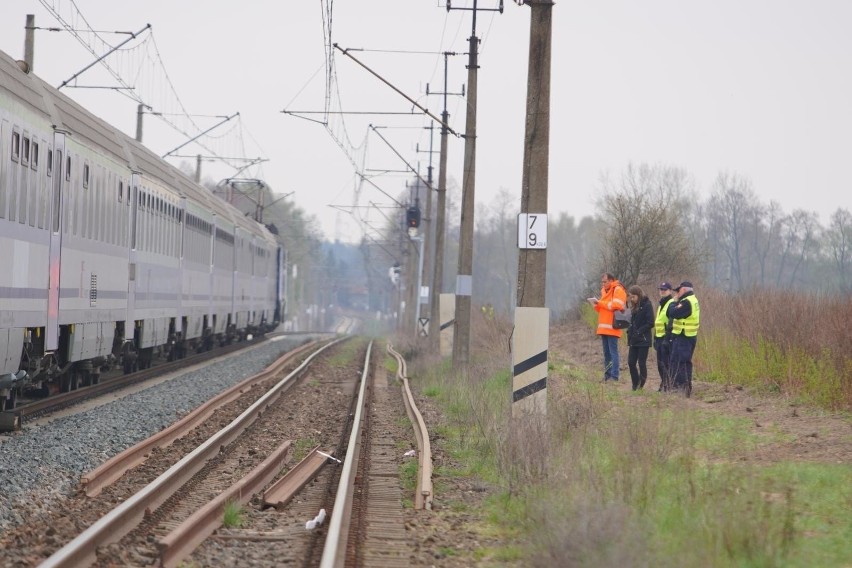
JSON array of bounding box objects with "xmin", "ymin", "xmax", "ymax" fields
[{"xmin": 587, "ymin": 272, "xmax": 628, "ymax": 382}]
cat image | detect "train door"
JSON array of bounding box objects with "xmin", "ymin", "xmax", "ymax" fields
[
  {"xmin": 276, "ymin": 246, "xmax": 285, "ymax": 325},
  {"xmin": 46, "ymin": 130, "xmax": 67, "ymax": 352},
  {"xmin": 230, "ymin": 226, "xmax": 237, "ymax": 327},
  {"xmin": 126, "ymin": 174, "xmax": 140, "ymax": 343}
]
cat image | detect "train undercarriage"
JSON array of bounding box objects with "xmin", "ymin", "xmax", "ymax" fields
[{"xmin": 0, "ymin": 316, "xmax": 273, "ymax": 411}]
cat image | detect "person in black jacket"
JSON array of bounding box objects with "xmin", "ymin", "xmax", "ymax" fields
[
  {"xmin": 626, "ymin": 285, "xmax": 654, "ymax": 390},
  {"xmin": 654, "ymin": 282, "xmax": 675, "ymax": 391}
]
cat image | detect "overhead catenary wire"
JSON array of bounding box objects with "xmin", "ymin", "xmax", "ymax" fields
[{"xmin": 38, "ymin": 0, "xmax": 268, "ymax": 176}]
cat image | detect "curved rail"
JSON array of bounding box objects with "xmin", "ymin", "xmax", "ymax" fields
[
  {"xmin": 386, "ymin": 343, "xmax": 433, "ymax": 510},
  {"xmin": 40, "ymin": 337, "xmax": 347, "ymax": 568}
]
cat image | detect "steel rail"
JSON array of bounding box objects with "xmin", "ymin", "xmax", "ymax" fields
[
  {"xmin": 40, "ymin": 337, "xmax": 347, "ymax": 568},
  {"xmin": 81, "ymin": 339, "xmax": 323, "ymax": 496},
  {"xmin": 387, "ymin": 343, "xmax": 433, "ymax": 510},
  {"xmin": 262, "ymin": 445, "xmax": 330, "ymax": 508},
  {"xmin": 158, "ymin": 440, "xmax": 294, "ymax": 568},
  {"xmin": 319, "ymin": 340, "xmax": 374, "ymax": 568}
]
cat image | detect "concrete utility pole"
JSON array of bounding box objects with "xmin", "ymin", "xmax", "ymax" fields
[
  {"xmin": 448, "ymin": 0, "xmax": 502, "ymax": 371},
  {"xmin": 512, "ymin": 0, "xmax": 553, "ymax": 417},
  {"xmin": 136, "ymin": 104, "xmax": 145, "ymax": 142},
  {"xmin": 517, "ymin": 0, "xmax": 552, "ymax": 307},
  {"xmin": 24, "ymin": 15, "xmax": 35, "ymax": 71},
  {"xmin": 428, "ymin": 52, "xmax": 456, "ymax": 354},
  {"xmin": 417, "ymin": 127, "xmax": 436, "ymax": 341}
]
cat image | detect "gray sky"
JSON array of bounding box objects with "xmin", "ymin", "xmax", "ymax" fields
[{"xmin": 2, "ymin": 1, "xmax": 850, "ymax": 242}]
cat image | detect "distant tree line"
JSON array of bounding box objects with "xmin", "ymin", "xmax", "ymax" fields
[
  {"xmin": 316, "ymin": 161, "xmax": 849, "ymax": 324},
  {"xmin": 459, "ymin": 162, "xmax": 850, "ymax": 316}
]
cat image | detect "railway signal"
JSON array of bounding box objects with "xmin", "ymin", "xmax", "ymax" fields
[{"xmin": 406, "ymin": 205, "xmax": 421, "ymax": 229}]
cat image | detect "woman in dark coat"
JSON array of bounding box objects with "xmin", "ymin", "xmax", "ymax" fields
[{"xmin": 626, "ymin": 285, "xmax": 654, "ymax": 390}]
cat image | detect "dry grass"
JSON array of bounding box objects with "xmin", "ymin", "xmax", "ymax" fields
[{"xmin": 697, "ymin": 288, "xmax": 852, "ymax": 409}]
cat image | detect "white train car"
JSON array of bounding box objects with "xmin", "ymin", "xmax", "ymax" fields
[{"xmin": 0, "ymin": 49, "xmax": 282, "ymax": 409}]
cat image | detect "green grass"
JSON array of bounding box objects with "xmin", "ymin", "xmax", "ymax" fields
[
  {"xmin": 692, "ymin": 411, "xmax": 760, "ymax": 456},
  {"xmin": 698, "ymin": 330, "xmax": 849, "ymax": 411},
  {"xmin": 222, "ymin": 500, "xmax": 245, "ymax": 528},
  {"xmin": 384, "ymin": 355, "xmax": 398, "ymax": 375},
  {"xmin": 293, "ymin": 437, "xmax": 318, "ymax": 460},
  {"xmin": 414, "ymin": 350, "xmax": 852, "ymax": 567},
  {"xmin": 326, "ymin": 338, "xmax": 362, "ymax": 368},
  {"xmin": 399, "ymin": 458, "xmax": 418, "ymax": 492},
  {"xmin": 422, "ymin": 385, "xmax": 441, "ymax": 397}
]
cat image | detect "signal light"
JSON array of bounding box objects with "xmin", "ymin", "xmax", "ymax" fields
[{"xmin": 406, "ymin": 206, "xmax": 421, "ymax": 229}]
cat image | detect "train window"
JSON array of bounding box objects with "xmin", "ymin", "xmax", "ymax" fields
[
  {"xmin": 118, "ymin": 180, "xmax": 123, "ymax": 203},
  {"xmin": 22, "ymin": 137, "xmax": 29, "ymax": 166},
  {"xmin": 11, "ymin": 131, "xmax": 20, "ymax": 163},
  {"xmin": 46, "ymin": 149, "xmax": 52, "ymax": 177},
  {"xmin": 66, "ymin": 155, "xmax": 71, "ymax": 181},
  {"xmin": 31, "ymin": 142, "xmax": 38, "ymax": 170},
  {"xmin": 52, "ymin": 150, "xmax": 62, "ymax": 232},
  {"xmin": 83, "ymin": 163, "xmax": 89, "ymax": 188}
]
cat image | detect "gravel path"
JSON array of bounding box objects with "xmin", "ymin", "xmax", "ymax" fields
[{"xmin": 0, "ymin": 336, "xmax": 314, "ymax": 530}]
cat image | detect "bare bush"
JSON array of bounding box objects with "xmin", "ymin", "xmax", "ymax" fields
[{"xmin": 526, "ymin": 494, "xmax": 649, "ymax": 568}]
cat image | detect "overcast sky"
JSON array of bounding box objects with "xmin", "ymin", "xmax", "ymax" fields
[{"xmin": 2, "ymin": 1, "xmax": 850, "ymax": 243}]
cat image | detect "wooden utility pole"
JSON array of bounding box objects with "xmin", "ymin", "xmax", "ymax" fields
[
  {"xmin": 449, "ymin": 0, "xmax": 502, "ymax": 371},
  {"xmin": 513, "ymin": 0, "xmax": 553, "ymax": 416}
]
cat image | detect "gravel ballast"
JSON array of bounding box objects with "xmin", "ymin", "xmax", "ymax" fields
[{"xmin": 0, "ymin": 336, "xmax": 312, "ymax": 530}]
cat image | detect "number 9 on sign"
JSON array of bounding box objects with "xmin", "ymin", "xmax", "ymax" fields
[{"xmin": 517, "ymin": 213, "xmax": 547, "ymax": 249}]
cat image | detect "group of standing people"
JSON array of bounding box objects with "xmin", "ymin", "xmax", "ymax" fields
[{"xmin": 587, "ymin": 273, "xmax": 700, "ymax": 396}]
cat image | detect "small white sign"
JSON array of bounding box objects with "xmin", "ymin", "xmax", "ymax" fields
[{"xmin": 518, "ymin": 213, "xmax": 547, "ymax": 249}]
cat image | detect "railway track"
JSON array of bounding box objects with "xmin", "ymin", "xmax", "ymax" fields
[{"xmin": 3, "ymin": 336, "xmax": 431, "ymax": 567}]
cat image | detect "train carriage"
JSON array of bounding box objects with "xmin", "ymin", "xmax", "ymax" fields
[{"xmin": 0, "ymin": 49, "xmax": 282, "ymax": 409}]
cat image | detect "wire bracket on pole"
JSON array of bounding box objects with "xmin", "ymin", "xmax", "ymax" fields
[
  {"xmin": 162, "ymin": 112, "xmax": 239, "ymax": 158},
  {"xmin": 333, "ymin": 44, "xmax": 459, "ymax": 137},
  {"xmin": 58, "ymin": 23, "xmax": 152, "ymax": 90}
]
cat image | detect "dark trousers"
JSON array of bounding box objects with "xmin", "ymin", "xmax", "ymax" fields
[
  {"xmin": 628, "ymin": 346, "xmax": 649, "ymax": 390},
  {"xmin": 655, "ymin": 338, "xmax": 672, "ymax": 391},
  {"xmin": 670, "ymin": 335, "xmax": 697, "ymax": 396}
]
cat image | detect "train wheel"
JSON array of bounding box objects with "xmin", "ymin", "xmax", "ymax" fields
[
  {"xmin": 60, "ymin": 373, "xmax": 78, "ymax": 393},
  {"xmin": 1, "ymin": 391, "xmax": 15, "ymax": 411}
]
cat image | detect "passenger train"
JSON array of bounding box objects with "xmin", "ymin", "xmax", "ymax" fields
[{"xmin": 0, "ymin": 49, "xmax": 284, "ymax": 410}]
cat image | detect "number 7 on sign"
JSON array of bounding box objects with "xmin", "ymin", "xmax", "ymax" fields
[{"xmin": 518, "ymin": 213, "xmax": 547, "ymax": 249}]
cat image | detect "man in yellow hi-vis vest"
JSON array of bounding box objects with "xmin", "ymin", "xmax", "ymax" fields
[{"xmin": 666, "ymin": 281, "xmax": 700, "ymax": 397}]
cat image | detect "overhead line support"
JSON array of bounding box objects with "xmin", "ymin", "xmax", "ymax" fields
[{"xmin": 332, "ymin": 43, "xmax": 459, "ymax": 137}]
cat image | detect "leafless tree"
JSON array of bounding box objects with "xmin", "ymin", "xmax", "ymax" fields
[
  {"xmin": 752, "ymin": 201, "xmax": 785, "ymax": 287},
  {"xmin": 595, "ymin": 163, "xmax": 701, "ymax": 287},
  {"xmin": 776, "ymin": 209, "xmax": 821, "ymax": 288},
  {"xmin": 826, "ymin": 208, "xmax": 852, "ymax": 293},
  {"xmin": 707, "ymin": 173, "xmax": 762, "ymax": 292}
]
